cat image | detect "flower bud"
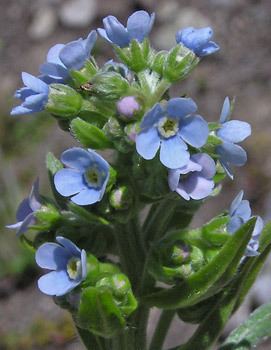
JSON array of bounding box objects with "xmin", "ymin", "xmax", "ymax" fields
[
  {"xmin": 109, "ymin": 186, "xmax": 131, "ymax": 210},
  {"xmin": 117, "ymin": 96, "xmax": 140, "ymax": 119},
  {"xmin": 46, "ymin": 84, "xmax": 83, "ymax": 118}
]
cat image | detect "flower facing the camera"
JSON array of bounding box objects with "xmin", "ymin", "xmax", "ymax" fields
[
  {"xmin": 136, "ymin": 98, "xmax": 209, "ymax": 169},
  {"xmin": 176, "ymin": 27, "xmax": 219, "ymax": 57},
  {"xmin": 98, "ymin": 11, "xmax": 155, "ymax": 48},
  {"xmin": 36, "ymin": 236, "xmax": 87, "ymax": 296},
  {"xmin": 168, "ymin": 153, "xmax": 216, "ymax": 200},
  {"xmin": 54, "ymin": 148, "xmax": 110, "ymax": 205}
]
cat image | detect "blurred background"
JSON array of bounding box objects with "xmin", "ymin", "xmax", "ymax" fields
[{"xmin": 1, "ymin": 0, "xmax": 271, "ymax": 349}]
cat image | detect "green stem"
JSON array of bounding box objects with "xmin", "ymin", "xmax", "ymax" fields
[
  {"xmin": 149, "ymin": 310, "xmax": 175, "ymax": 350},
  {"xmin": 76, "ymin": 326, "xmax": 108, "ymax": 350}
]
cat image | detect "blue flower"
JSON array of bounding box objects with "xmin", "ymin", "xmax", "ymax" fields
[
  {"xmin": 39, "ymin": 31, "xmax": 97, "ymax": 82},
  {"xmin": 11, "ymin": 73, "xmax": 49, "ymax": 116},
  {"xmin": 98, "ymin": 10, "xmax": 155, "ymax": 48},
  {"xmin": 6, "ymin": 179, "xmax": 41, "ymax": 236},
  {"xmin": 216, "ymin": 97, "xmax": 251, "ymax": 179},
  {"xmin": 227, "ymin": 191, "xmax": 263, "ymax": 256},
  {"xmin": 168, "ymin": 153, "xmax": 216, "ymax": 200},
  {"xmin": 54, "ymin": 148, "xmax": 110, "ymax": 206},
  {"xmin": 36, "ymin": 236, "xmax": 87, "ymax": 296},
  {"xmin": 136, "ymin": 98, "xmax": 209, "ymax": 169},
  {"xmin": 176, "ymin": 27, "xmax": 220, "ymax": 57}
]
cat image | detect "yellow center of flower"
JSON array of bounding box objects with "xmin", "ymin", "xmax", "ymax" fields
[
  {"xmin": 158, "ymin": 117, "xmax": 179, "ymax": 138},
  {"xmin": 84, "ymin": 166, "xmax": 101, "ymax": 188},
  {"xmin": 67, "ymin": 257, "xmax": 81, "ymax": 280}
]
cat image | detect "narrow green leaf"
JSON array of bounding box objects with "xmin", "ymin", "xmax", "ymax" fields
[
  {"xmin": 220, "ymin": 302, "xmax": 271, "ymax": 350},
  {"xmin": 71, "ymin": 117, "xmax": 113, "ymax": 149},
  {"xmin": 142, "ymin": 218, "xmax": 256, "ymax": 309},
  {"xmin": 46, "ymin": 152, "xmax": 63, "ymax": 175}
]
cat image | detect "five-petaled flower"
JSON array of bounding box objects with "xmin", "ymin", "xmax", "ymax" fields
[
  {"xmin": 176, "ymin": 27, "xmax": 220, "ymax": 57},
  {"xmin": 11, "ymin": 73, "xmax": 49, "ymax": 116},
  {"xmin": 227, "ymin": 191, "xmax": 263, "ymax": 256},
  {"xmin": 98, "ymin": 10, "xmax": 155, "ymax": 48},
  {"xmin": 40, "ymin": 31, "xmax": 97, "ymax": 82},
  {"xmin": 54, "ymin": 148, "xmax": 110, "ymax": 206},
  {"xmin": 6, "ymin": 179, "xmax": 41, "ymax": 236},
  {"xmin": 168, "ymin": 153, "xmax": 216, "ymax": 200},
  {"xmin": 136, "ymin": 98, "xmax": 209, "ymax": 169},
  {"xmin": 36, "ymin": 236, "xmax": 87, "ymax": 296},
  {"xmin": 216, "ymin": 97, "xmax": 251, "ymax": 179}
]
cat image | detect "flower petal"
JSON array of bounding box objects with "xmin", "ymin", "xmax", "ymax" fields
[
  {"xmin": 220, "ymin": 97, "xmax": 231, "ymax": 123},
  {"xmin": 217, "ymin": 120, "xmax": 251, "ymax": 143},
  {"xmin": 35, "ymin": 242, "xmax": 70, "ymax": 270},
  {"xmin": 38, "ymin": 270, "xmax": 79, "ymax": 296},
  {"xmin": 56, "ymin": 236, "xmax": 81, "ymax": 257},
  {"xmin": 59, "ymin": 40, "xmax": 87, "ymax": 70},
  {"xmin": 200, "ymin": 41, "xmax": 220, "ymax": 56},
  {"xmin": 83, "ymin": 30, "xmax": 97, "ymax": 54},
  {"xmin": 54, "ymin": 169, "xmax": 85, "ymax": 197},
  {"xmin": 60, "ymin": 148, "xmax": 92, "ymax": 170},
  {"xmin": 217, "ymin": 142, "xmax": 247, "ymax": 166},
  {"xmin": 234, "ymin": 200, "xmax": 251, "ymax": 221},
  {"xmin": 168, "ymin": 169, "xmax": 182, "ymax": 191},
  {"xmin": 23, "ymin": 93, "xmax": 48, "ymax": 109},
  {"xmin": 16, "ymin": 198, "xmax": 32, "ymax": 222},
  {"xmin": 103, "ymin": 16, "xmax": 130, "ymax": 47},
  {"xmin": 16, "ymin": 213, "xmax": 36, "ymax": 236},
  {"xmin": 192, "ymin": 153, "xmax": 216, "ymax": 178},
  {"xmin": 47, "ymin": 44, "xmax": 65, "ymax": 65},
  {"xmin": 127, "ymin": 11, "xmax": 155, "ymax": 42},
  {"xmin": 140, "ymin": 103, "xmax": 164, "ymax": 130},
  {"xmin": 229, "ymin": 191, "xmax": 244, "ymax": 216},
  {"xmin": 39, "ymin": 62, "xmax": 68, "ymax": 80},
  {"xmin": 180, "ymin": 174, "xmax": 214, "ymax": 200},
  {"xmin": 22, "ymin": 72, "xmax": 48, "ymax": 94},
  {"xmin": 160, "ymin": 136, "xmax": 189, "ymax": 169},
  {"xmin": 180, "ymin": 114, "xmax": 209, "ymax": 147},
  {"xmin": 227, "ymin": 215, "xmax": 243, "ymax": 233},
  {"xmin": 81, "ymin": 249, "xmax": 87, "ymax": 280},
  {"xmin": 10, "ymin": 105, "xmax": 32, "ymax": 116},
  {"xmin": 167, "ymin": 98, "xmax": 197, "ymax": 119},
  {"xmin": 252, "ymin": 216, "xmax": 264, "ymax": 239},
  {"xmin": 71, "ymin": 188, "xmax": 102, "ymax": 205},
  {"xmin": 136, "ymin": 127, "xmax": 160, "ymax": 160},
  {"xmin": 29, "ymin": 178, "xmax": 41, "ymax": 212}
]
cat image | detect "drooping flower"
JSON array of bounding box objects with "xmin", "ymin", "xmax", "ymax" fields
[
  {"xmin": 136, "ymin": 98, "xmax": 209, "ymax": 169},
  {"xmin": 117, "ymin": 96, "xmax": 140, "ymax": 118},
  {"xmin": 54, "ymin": 148, "xmax": 110, "ymax": 206},
  {"xmin": 6, "ymin": 179, "xmax": 41, "ymax": 236},
  {"xmin": 36, "ymin": 236, "xmax": 87, "ymax": 296},
  {"xmin": 176, "ymin": 27, "xmax": 220, "ymax": 57},
  {"xmin": 216, "ymin": 97, "xmax": 251, "ymax": 179},
  {"xmin": 11, "ymin": 73, "xmax": 49, "ymax": 116},
  {"xmin": 98, "ymin": 10, "xmax": 155, "ymax": 48},
  {"xmin": 168, "ymin": 153, "xmax": 216, "ymax": 200},
  {"xmin": 39, "ymin": 31, "xmax": 97, "ymax": 82},
  {"xmin": 227, "ymin": 191, "xmax": 263, "ymax": 256}
]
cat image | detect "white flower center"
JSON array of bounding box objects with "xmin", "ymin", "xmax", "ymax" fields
[
  {"xmin": 84, "ymin": 166, "xmax": 102, "ymax": 188},
  {"xmin": 67, "ymin": 257, "xmax": 81, "ymax": 280},
  {"xmin": 157, "ymin": 117, "xmax": 179, "ymax": 138}
]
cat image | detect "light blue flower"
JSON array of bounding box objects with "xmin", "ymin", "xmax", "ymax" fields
[
  {"xmin": 98, "ymin": 10, "xmax": 155, "ymax": 48},
  {"xmin": 216, "ymin": 97, "xmax": 251, "ymax": 179},
  {"xmin": 176, "ymin": 27, "xmax": 219, "ymax": 57},
  {"xmin": 36, "ymin": 236, "xmax": 87, "ymax": 296},
  {"xmin": 168, "ymin": 153, "xmax": 216, "ymax": 200},
  {"xmin": 136, "ymin": 98, "xmax": 209, "ymax": 169},
  {"xmin": 11, "ymin": 73, "xmax": 49, "ymax": 116},
  {"xmin": 40, "ymin": 31, "xmax": 97, "ymax": 82},
  {"xmin": 54, "ymin": 148, "xmax": 110, "ymax": 206},
  {"xmin": 227, "ymin": 191, "xmax": 263, "ymax": 256},
  {"xmin": 6, "ymin": 179, "xmax": 41, "ymax": 236}
]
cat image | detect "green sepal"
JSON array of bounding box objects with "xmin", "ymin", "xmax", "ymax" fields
[
  {"xmin": 150, "ymin": 50, "xmax": 167, "ymax": 75},
  {"xmin": 91, "ymin": 71, "xmax": 129, "ymax": 100},
  {"xmin": 70, "ymin": 117, "xmax": 113, "ymax": 149},
  {"xmin": 163, "ymin": 45, "xmax": 199, "ymax": 82},
  {"xmin": 46, "ymin": 152, "xmax": 66, "ymax": 208},
  {"xmin": 76, "ymin": 286, "xmax": 126, "ymax": 338},
  {"xmin": 35, "ymin": 204, "xmax": 61, "ymax": 230},
  {"xmin": 67, "ymin": 202, "xmax": 110, "ymax": 226},
  {"xmin": 142, "ymin": 218, "xmax": 256, "ymax": 309},
  {"xmin": 46, "ymin": 84, "xmax": 83, "ymax": 118},
  {"xmin": 70, "ymin": 60, "xmax": 98, "ymax": 86}
]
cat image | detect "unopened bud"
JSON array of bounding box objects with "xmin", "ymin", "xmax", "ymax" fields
[{"xmin": 117, "ymin": 96, "xmax": 140, "ymax": 119}]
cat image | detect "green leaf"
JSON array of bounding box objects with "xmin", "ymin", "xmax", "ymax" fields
[
  {"xmin": 142, "ymin": 218, "xmax": 256, "ymax": 309},
  {"xmin": 76, "ymin": 286, "xmax": 125, "ymax": 338},
  {"xmin": 220, "ymin": 302, "xmax": 271, "ymax": 350},
  {"xmin": 71, "ymin": 117, "xmax": 113, "ymax": 149}
]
